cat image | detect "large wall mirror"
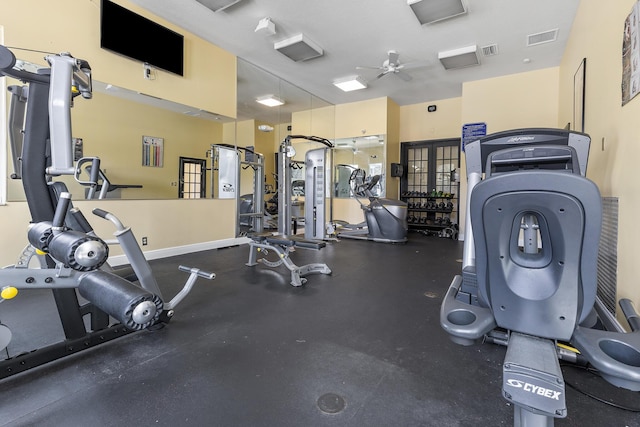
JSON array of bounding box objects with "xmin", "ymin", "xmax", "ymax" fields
[
  {"xmin": 333, "ymin": 135, "xmax": 386, "ymax": 198},
  {"xmin": 5, "ymin": 58, "xmax": 333, "ymax": 201}
]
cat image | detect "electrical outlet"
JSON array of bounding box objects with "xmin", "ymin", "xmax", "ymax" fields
[{"xmin": 142, "ymin": 237, "xmax": 148, "ymax": 246}]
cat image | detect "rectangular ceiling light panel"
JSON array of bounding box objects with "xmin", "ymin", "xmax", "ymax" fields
[
  {"xmin": 438, "ymin": 45, "xmax": 479, "ymax": 70},
  {"xmin": 195, "ymin": 0, "xmax": 243, "ymax": 12},
  {"xmin": 408, "ymin": 0, "xmax": 466, "ymax": 25},
  {"xmin": 256, "ymin": 95, "xmax": 285, "ymax": 107},
  {"xmin": 274, "ymin": 34, "xmax": 323, "ymax": 62},
  {"xmin": 333, "ymin": 76, "xmax": 367, "ymax": 92}
]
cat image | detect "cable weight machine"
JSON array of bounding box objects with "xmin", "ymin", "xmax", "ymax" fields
[{"xmin": 0, "ymin": 45, "xmax": 214, "ymax": 379}]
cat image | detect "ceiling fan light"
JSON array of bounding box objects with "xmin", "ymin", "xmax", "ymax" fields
[
  {"xmin": 438, "ymin": 45, "xmax": 479, "ymax": 70},
  {"xmin": 407, "ymin": 0, "xmax": 466, "ymax": 25},
  {"xmin": 256, "ymin": 95, "xmax": 285, "ymax": 107},
  {"xmin": 333, "ymin": 76, "xmax": 367, "ymax": 92}
]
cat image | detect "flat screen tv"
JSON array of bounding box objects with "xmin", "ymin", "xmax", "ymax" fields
[{"xmin": 100, "ymin": 0, "xmax": 184, "ymax": 76}]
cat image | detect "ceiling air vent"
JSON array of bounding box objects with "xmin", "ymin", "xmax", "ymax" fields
[
  {"xmin": 407, "ymin": 0, "xmax": 467, "ymax": 25},
  {"xmin": 527, "ymin": 29, "xmax": 558, "ymax": 47},
  {"xmin": 481, "ymin": 44, "xmax": 498, "ymax": 56},
  {"xmin": 274, "ymin": 34, "xmax": 324, "ymax": 62}
]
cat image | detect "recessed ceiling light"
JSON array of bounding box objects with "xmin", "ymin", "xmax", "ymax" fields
[
  {"xmin": 256, "ymin": 95, "xmax": 285, "ymax": 107},
  {"xmin": 333, "ymin": 76, "xmax": 367, "ymax": 92}
]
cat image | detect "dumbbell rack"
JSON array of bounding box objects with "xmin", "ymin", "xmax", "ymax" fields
[{"xmin": 401, "ymin": 191, "xmax": 458, "ymax": 238}]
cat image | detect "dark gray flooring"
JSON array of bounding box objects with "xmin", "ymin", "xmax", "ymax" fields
[{"xmin": 0, "ymin": 234, "xmax": 638, "ymax": 426}]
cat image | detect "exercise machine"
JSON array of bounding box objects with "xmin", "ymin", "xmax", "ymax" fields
[
  {"xmin": 277, "ymin": 135, "xmax": 333, "ymax": 236},
  {"xmin": 440, "ymin": 128, "xmax": 640, "ymax": 425},
  {"xmin": 0, "ymin": 46, "xmax": 214, "ymax": 379},
  {"xmin": 245, "ymin": 233, "xmax": 329, "ymax": 287},
  {"xmin": 246, "ymin": 135, "xmax": 333, "ymax": 286},
  {"xmin": 334, "ymin": 166, "xmax": 408, "ymax": 243},
  {"xmin": 304, "ymin": 142, "xmax": 333, "ymax": 241},
  {"xmin": 208, "ymin": 144, "xmax": 265, "ymax": 235}
]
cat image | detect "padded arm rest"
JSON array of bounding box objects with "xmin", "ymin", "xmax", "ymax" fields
[
  {"xmin": 263, "ymin": 235, "xmax": 325, "ymax": 249},
  {"xmin": 288, "ymin": 236, "xmax": 326, "ymax": 249},
  {"xmin": 249, "ymin": 232, "xmax": 326, "ymax": 249},
  {"xmin": 265, "ymin": 236, "xmax": 296, "ymax": 247}
]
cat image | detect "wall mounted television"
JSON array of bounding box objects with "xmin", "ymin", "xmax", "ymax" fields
[{"xmin": 100, "ymin": 0, "xmax": 184, "ymax": 76}]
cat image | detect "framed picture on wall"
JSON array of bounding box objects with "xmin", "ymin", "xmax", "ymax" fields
[
  {"xmin": 573, "ymin": 58, "xmax": 586, "ymax": 133},
  {"xmin": 142, "ymin": 135, "xmax": 164, "ymax": 167}
]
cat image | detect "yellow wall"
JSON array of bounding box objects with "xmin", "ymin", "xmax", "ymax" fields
[
  {"xmin": 0, "ymin": 0, "xmax": 236, "ymax": 118},
  {"xmin": 399, "ymin": 98, "xmax": 463, "ymax": 142},
  {"xmin": 334, "ymin": 97, "xmax": 389, "ymax": 138},
  {"xmin": 457, "ymin": 67, "xmax": 561, "ymax": 240},
  {"xmin": 558, "ymin": 0, "xmax": 640, "ymax": 312},
  {"xmin": 77, "ymin": 91, "xmax": 219, "ymax": 200},
  {"xmin": 333, "ymin": 198, "xmax": 366, "ymax": 225},
  {"xmin": 0, "ymin": 0, "xmax": 237, "ymax": 266},
  {"xmin": 292, "ymin": 105, "xmax": 336, "ymax": 139},
  {"xmin": 0, "ymin": 198, "xmax": 235, "ymax": 266},
  {"xmin": 461, "ymin": 67, "xmax": 560, "ymax": 131}
]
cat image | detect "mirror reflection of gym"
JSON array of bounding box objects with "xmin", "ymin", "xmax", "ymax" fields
[
  {"xmin": 4, "ymin": 58, "xmax": 333, "ymax": 201},
  {"xmin": 333, "ymin": 135, "xmax": 387, "ymax": 198}
]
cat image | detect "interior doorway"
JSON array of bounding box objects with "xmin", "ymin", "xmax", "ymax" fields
[
  {"xmin": 400, "ymin": 138, "xmax": 460, "ymax": 236},
  {"xmin": 179, "ymin": 157, "xmax": 206, "ymax": 199}
]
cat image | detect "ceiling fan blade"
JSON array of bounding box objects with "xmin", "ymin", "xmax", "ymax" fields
[
  {"xmin": 356, "ymin": 65, "xmax": 383, "ymax": 70},
  {"xmin": 395, "ymin": 70, "xmax": 412, "ymax": 82},
  {"xmin": 374, "ymin": 71, "xmax": 388, "ymax": 80},
  {"xmin": 398, "ymin": 60, "xmax": 430, "ymax": 70}
]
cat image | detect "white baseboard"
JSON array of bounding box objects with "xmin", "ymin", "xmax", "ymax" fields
[{"xmin": 108, "ymin": 236, "xmax": 251, "ymax": 267}]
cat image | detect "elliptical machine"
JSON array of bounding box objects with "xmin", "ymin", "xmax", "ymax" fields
[
  {"xmin": 334, "ymin": 167, "xmax": 408, "ymax": 243},
  {"xmin": 439, "ymin": 128, "xmax": 640, "ymax": 425},
  {"xmin": 0, "ymin": 45, "xmax": 214, "ymax": 379}
]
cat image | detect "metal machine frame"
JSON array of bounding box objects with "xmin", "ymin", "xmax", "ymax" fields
[
  {"xmin": 208, "ymin": 144, "xmax": 265, "ymax": 235},
  {"xmin": 0, "ymin": 46, "xmax": 213, "ymax": 379}
]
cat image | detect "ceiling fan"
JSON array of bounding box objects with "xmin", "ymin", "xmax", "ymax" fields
[{"xmin": 356, "ymin": 50, "xmax": 426, "ymax": 82}]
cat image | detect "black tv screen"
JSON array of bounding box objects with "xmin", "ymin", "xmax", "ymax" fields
[{"xmin": 100, "ymin": 0, "xmax": 184, "ymax": 76}]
